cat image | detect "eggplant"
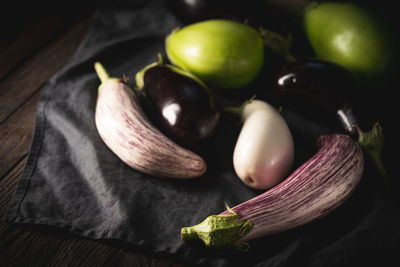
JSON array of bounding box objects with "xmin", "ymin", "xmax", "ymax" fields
[
  {"xmin": 275, "ymin": 58, "xmax": 388, "ymax": 181},
  {"xmin": 275, "ymin": 58, "xmax": 360, "ymax": 137},
  {"xmin": 165, "ymin": 19, "xmax": 264, "ymax": 89},
  {"xmin": 94, "ymin": 62, "xmax": 206, "ymax": 178},
  {"xmin": 231, "ymin": 99, "xmax": 294, "ymax": 190},
  {"xmin": 302, "ymin": 1, "xmax": 395, "ymax": 82},
  {"xmin": 136, "ymin": 57, "xmax": 220, "ymax": 148},
  {"xmin": 182, "ymin": 134, "xmax": 364, "ymax": 250}
]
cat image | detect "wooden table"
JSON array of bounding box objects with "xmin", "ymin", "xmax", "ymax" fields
[{"xmin": 0, "ymin": 6, "xmax": 184, "ymax": 267}]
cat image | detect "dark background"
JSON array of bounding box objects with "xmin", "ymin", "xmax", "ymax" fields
[{"xmin": 1, "ymin": 0, "xmax": 399, "ymax": 266}]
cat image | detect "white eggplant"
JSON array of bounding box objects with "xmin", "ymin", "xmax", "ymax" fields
[
  {"xmin": 181, "ymin": 134, "xmax": 364, "ymax": 250},
  {"xmin": 233, "ymin": 99, "xmax": 294, "ymax": 190},
  {"xmin": 94, "ymin": 62, "xmax": 206, "ymax": 178}
]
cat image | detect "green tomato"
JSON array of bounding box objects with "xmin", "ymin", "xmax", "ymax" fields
[
  {"xmin": 165, "ymin": 19, "xmax": 264, "ymax": 89},
  {"xmin": 303, "ymin": 2, "xmax": 393, "ymax": 81}
]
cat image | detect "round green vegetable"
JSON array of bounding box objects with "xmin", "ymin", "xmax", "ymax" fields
[
  {"xmin": 165, "ymin": 19, "xmax": 264, "ymax": 89},
  {"xmin": 303, "ymin": 2, "xmax": 394, "ymax": 81}
]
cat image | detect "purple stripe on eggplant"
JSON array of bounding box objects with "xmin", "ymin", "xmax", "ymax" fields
[
  {"xmin": 94, "ymin": 63, "xmax": 206, "ymax": 179},
  {"xmin": 222, "ymin": 134, "xmax": 363, "ymax": 242},
  {"xmin": 180, "ymin": 134, "xmax": 363, "ymax": 250}
]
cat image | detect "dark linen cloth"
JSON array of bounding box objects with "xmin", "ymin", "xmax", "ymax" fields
[{"xmin": 6, "ymin": 0, "xmax": 400, "ymax": 266}]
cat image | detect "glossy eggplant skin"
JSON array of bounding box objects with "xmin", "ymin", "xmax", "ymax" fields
[
  {"xmin": 275, "ymin": 59, "xmax": 361, "ymax": 137},
  {"xmin": 142, "ymin": 65, "xmax": 220, "ymax": 148}
]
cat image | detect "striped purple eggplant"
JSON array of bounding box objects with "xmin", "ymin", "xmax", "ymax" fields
[
  {"xmin": 181, "ymin": 134, "xmax": 363, "ymax": 249},
  {"xmin": 94, "ymin": 62, "xmax": 206, "ymax": 178}
]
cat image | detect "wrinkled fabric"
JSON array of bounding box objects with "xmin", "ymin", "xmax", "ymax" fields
[{"xmin": 6, "ymin": 0, "xmax": 400, "ymax": 266}]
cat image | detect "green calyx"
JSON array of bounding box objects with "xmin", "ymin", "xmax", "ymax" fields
[
  {"xmin": 353, "ymin": 122, "xmax": 389, "ymax": 184},
  {"xmin": 135, "ymin": 53, "xmax": 216, "ymax": 109},
  {"xmin": 167, "ymin": 64, "xmax": 217, "ymax": 110},
  {"xmin": 135, "ymin": 53, "xmax": 164, "ymax": 90},
  {"xmin": 136, "ymin": 53, "xmax": 209, "ymax": 90},
  {"xmin": 181, "ymin": 203, "xmax": 253, "ymax": 251}
]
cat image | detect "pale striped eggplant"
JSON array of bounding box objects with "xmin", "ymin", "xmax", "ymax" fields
[
  {"xmin": 94, "ymin": 62, "xmax": 206, "ymax": 178},
  {"xmin": 181, "ymin": 134, "xmax": 363, "ymax": 249}
]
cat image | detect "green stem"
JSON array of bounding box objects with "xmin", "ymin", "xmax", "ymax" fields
[
  {"xmin": 94, "ymin": 62, "xmax": 121, "ymax": 95},
  {"xmin": 223, "ymin": 106, "xmax": 243, "ymax": 116},
  {"xmin": 353, "ymin": 122, "xmax": 390, "ymax": 184},
  {"xmin": 94, "ymin": 62, "xmax": 110, "ymax": 83},
  {"xmin": 223, "ymin": 95, "xmax": 256, "ymax": 117}
]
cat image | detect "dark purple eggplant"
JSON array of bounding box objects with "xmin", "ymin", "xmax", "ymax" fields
[
  {"xmin": 274, "ymin": 58, "xmax": 388, "ymax": 182},
  {"xmin": 135, "ymin": 58, "xmax": 220, "ymax": 149},
  {"xmin": 275, "ymin": 58, "xmax": 361, "ymax": 137}
]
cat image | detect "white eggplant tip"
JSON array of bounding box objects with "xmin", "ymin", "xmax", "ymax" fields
[{"xmin": 238, "ymin": 160, "xmax": 292, "ymax": 190}]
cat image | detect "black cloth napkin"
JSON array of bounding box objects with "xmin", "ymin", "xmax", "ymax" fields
[{"xmin": 6, "ymin": 0, "xmax": 400, "ymax": 266}]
